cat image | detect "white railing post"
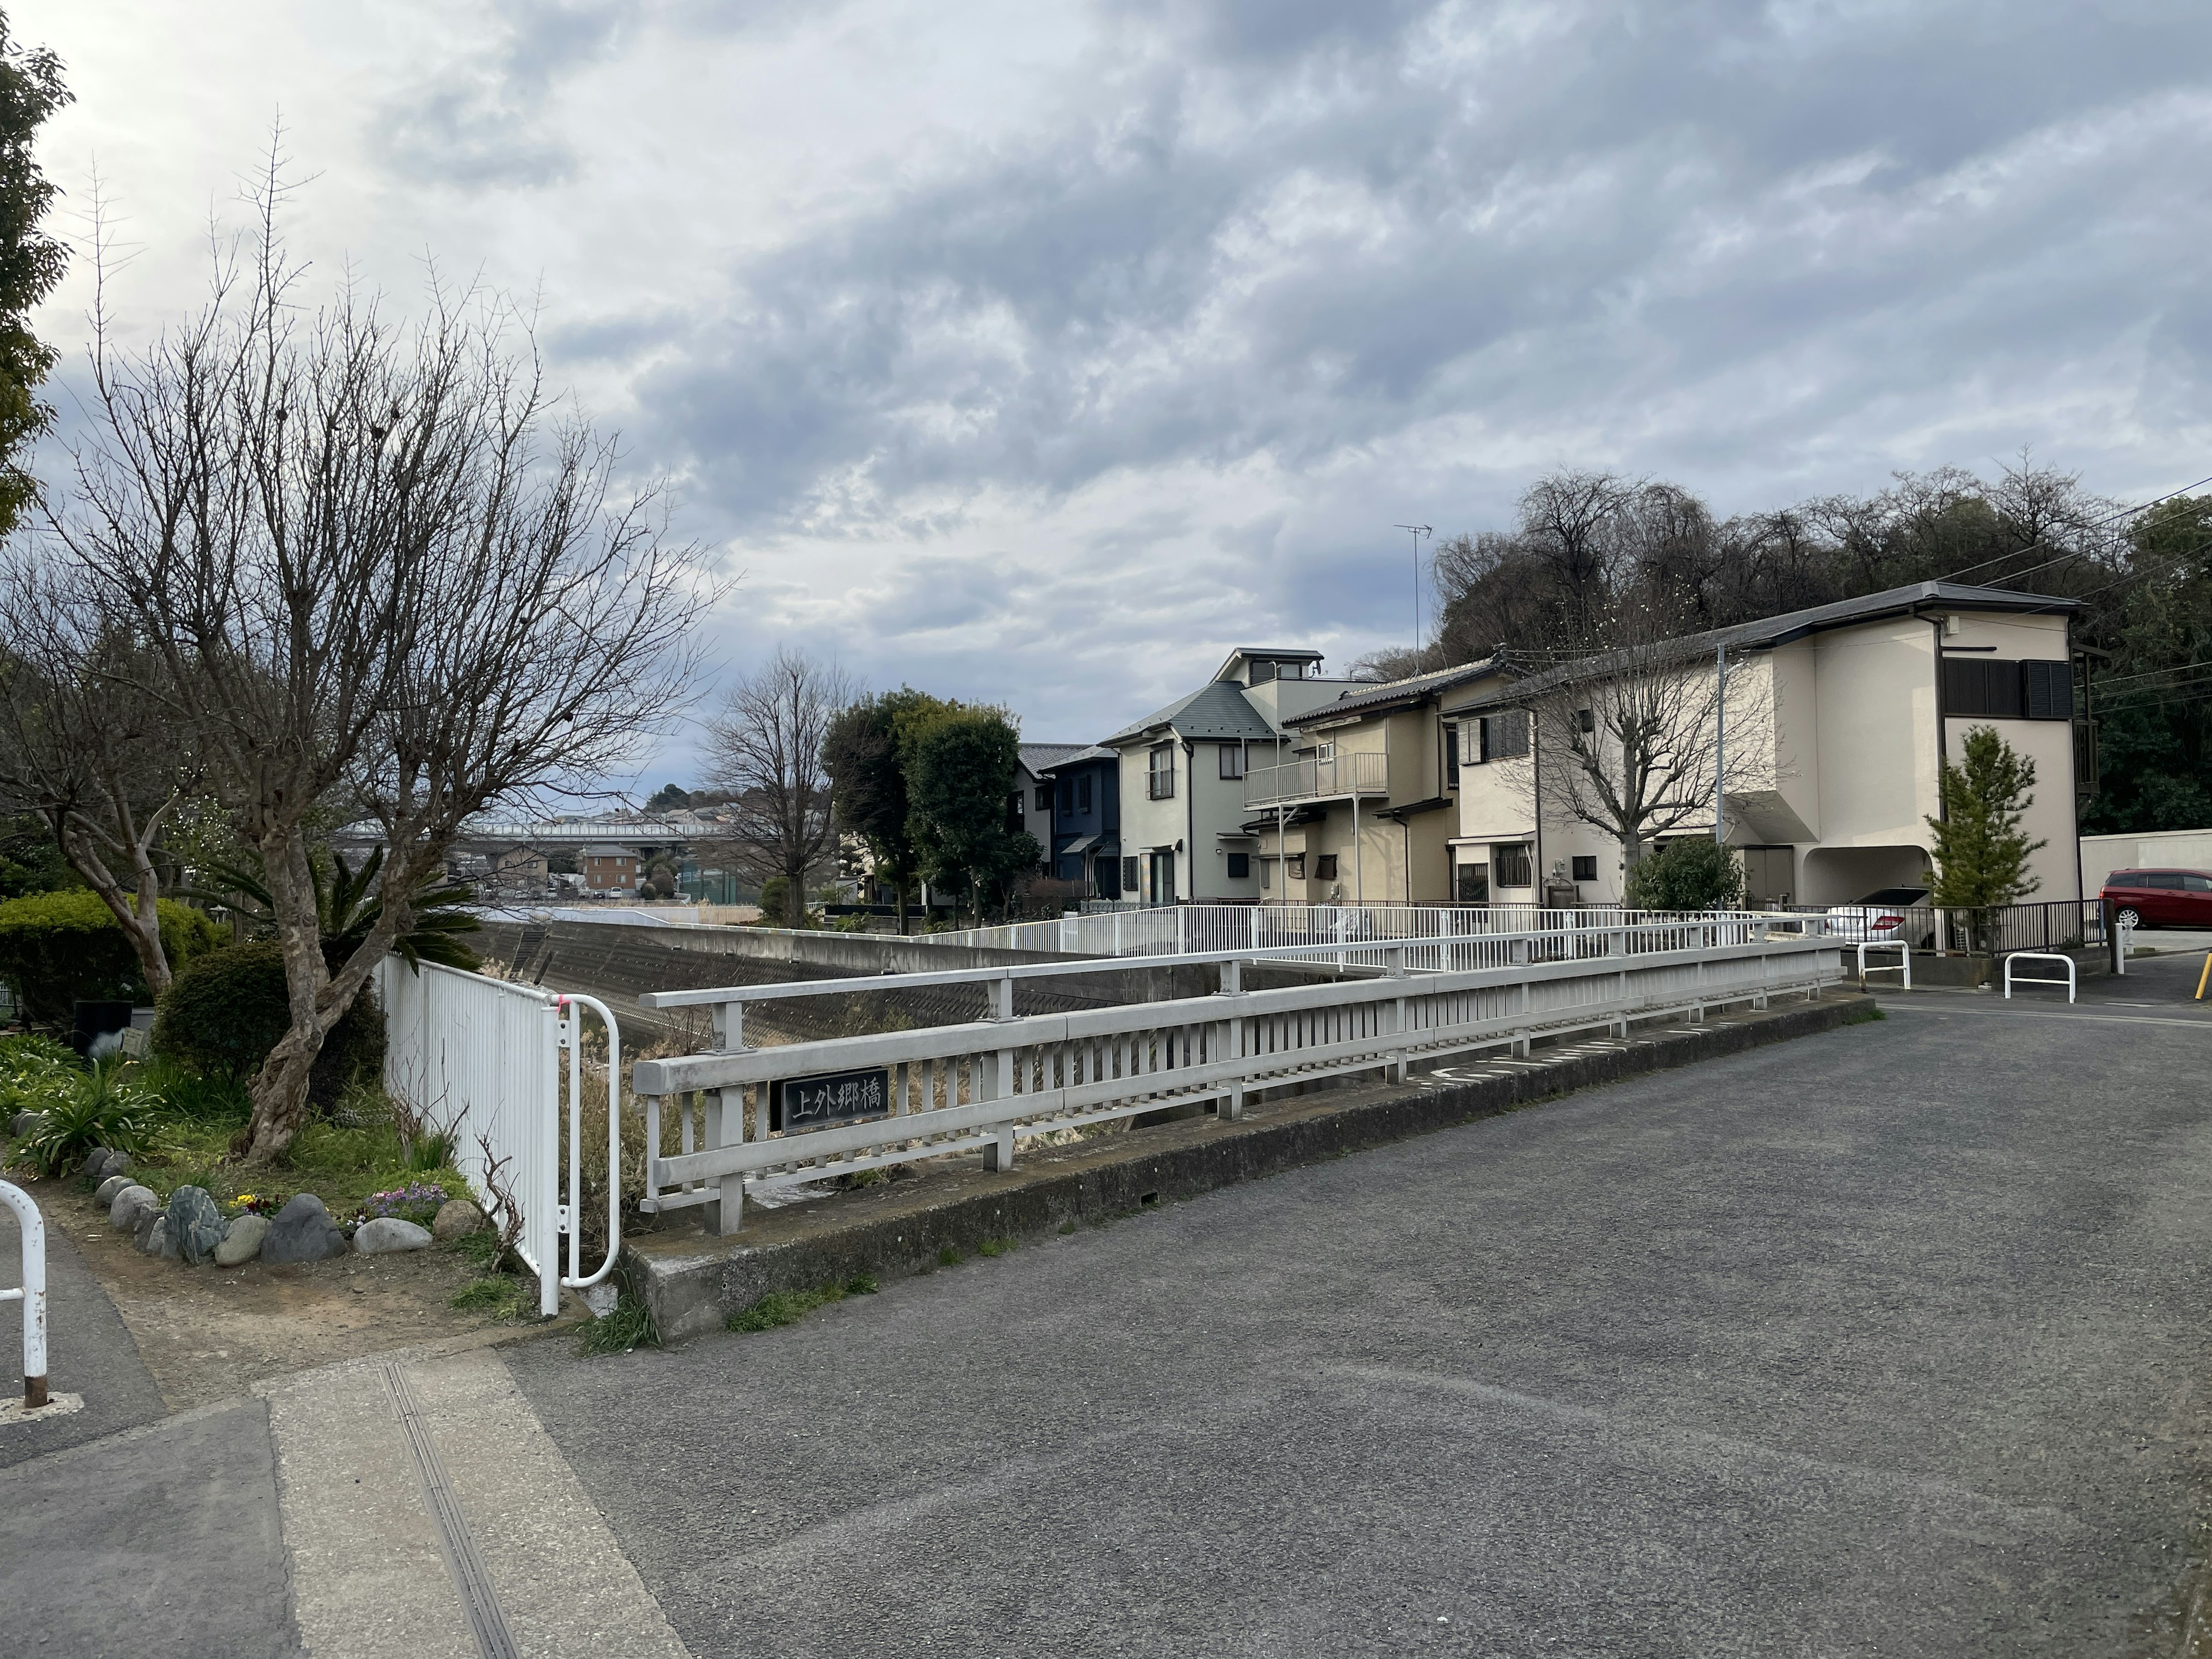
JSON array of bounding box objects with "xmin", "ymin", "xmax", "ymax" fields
[
  {"xmin": 706, "ymin": 998, "xmax": 748, "ymax": 1237},
  {"xmin": 0, "ymin": 1179, "xmax": 47, "ymax": 1409},
  {"xmin": 984, "ymin": 972, "xmax": 1017, "ymax": 1171}
]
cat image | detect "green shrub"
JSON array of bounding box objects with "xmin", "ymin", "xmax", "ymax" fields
[
  {"xmin": 0, "ymin": 890, "xmax": 223, "ymax": 1028},
  {"xmin": 151, "ymin": 940, "xmax": 387, "ymax": 1111},
  {"xmin": 1623, "ymin": 839, "xmax": 1745, "ymax": 912},
  {"xmin": 0, "ymin": 1037, "xmax": 80, "ymax": 1122},
  {"xmin": 9, "ymin": 1059, "xmax": 156, "ymax": 1177}
]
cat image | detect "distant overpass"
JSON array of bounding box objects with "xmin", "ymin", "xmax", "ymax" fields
[{"xmin": 333, "ymin": 819, "xmax": 716, "ymax": 854}]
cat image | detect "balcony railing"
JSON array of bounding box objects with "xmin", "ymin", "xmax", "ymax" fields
[{"xmin": 1244, "ymin": 750, "xmax": 1389, "ymax": 809}]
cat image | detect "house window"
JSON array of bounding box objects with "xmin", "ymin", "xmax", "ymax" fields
[
  {"xmin": 1494, "ymin": 843, "xmax": 1533, "ymax": 887},
  {"xmin": 1122, "ymin": 856, "xmax": 1141, "ymax": 892},
  {"xmin": 1576, "ymin": 707, "xmax": 1595, "ymax": 734},
  {"xmin": 1315, "ymin": 854, "xmax": 1339, "ymax": 881},
  {"xmin": 1259, "ymin": 857, "xmax": 1272, "ymax": 891},
  {"xmin": 1227, "ymin": 852, "xmax": 1250, "ymax": 878},
  {"xmin": 1148, "ymin": 746, "xmax": 1176, "ymax": 800},
  {"xmin": 1445, "ymin": 724, "xmax": 1459, "ymax": 787},
  {"xmin": 1035, "ymin": 785, "xmax": 1051, "ymax": 812},
  {"xmin": 1249, "ymin": 659, "xmax": 1278, "ymax": 685},
  {"xmin": 2023, "ymin": 660, "xmax": 2073, "ymax": 719},
  {"xmin": 1316, "ymin": 740, "xmax": 1335, "ymax": 761},
  {"xmin": 1456, "ymin": 862, "xmax": 1488, "ymax": 904},
  {"xmin": 1287, "ymin": 853, "xmax": 1306, "ymax": 880},
  {"xmin": 1220, "ymin": 744, "xmax": 1246, "ymax": 779},
  {"xmin": 1479, "ymin": 710, "xmax": 1530, "ymax": 761},
  {"xmin": 1571, "ymin": 855, "xmax": 1598, "ymax": 882},
  {"xmin": 1077, "ymin": 775, "xmax": 1092, "ymax": 812}
]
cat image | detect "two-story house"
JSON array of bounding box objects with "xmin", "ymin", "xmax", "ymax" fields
[
  {"xmin": 1255, "ymin": 654, "xmax": 1513, "ymax": 903},
  {"xmin": 1012, "ymin": 744, "xmax": 1085, "ymax": 877},
  {"xmin": 1039, "ymin": 744, "xmax": 1123, "ymax": 895},
  {"xmin": 1443, "ymin": 581, "xmax": 2088, "ymax": 908},
  {"xmin": 1102, "ymin": 648, "xmax": 1365, "ymax": 903}
]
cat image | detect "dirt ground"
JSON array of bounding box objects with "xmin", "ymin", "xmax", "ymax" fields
[{"xmin": 23, "ymin": 1174, "xmax": 577, "ymax": 1412}]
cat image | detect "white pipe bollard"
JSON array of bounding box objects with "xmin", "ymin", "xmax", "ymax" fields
[
  {"xmin": 2003, "ymin": 951, "xmax": 2077, "ymax": 1004},
  {"xmin": 0, "ymin": 1179, "xmax": 47, "ymax": 1408}
]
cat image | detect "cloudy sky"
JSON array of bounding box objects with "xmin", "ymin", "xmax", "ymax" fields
[{"xmin": 23, "ymin": 0, "xmax": 2212, "ymax": 792}]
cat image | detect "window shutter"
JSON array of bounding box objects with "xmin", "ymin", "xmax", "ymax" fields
[{"xmin": 2023, "ymin": 660, "xmax": 2072, "ymax": 720}]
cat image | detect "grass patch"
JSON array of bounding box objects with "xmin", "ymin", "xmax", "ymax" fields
[
  {"xmin": 449, "ymin": 1276, "xmax": 533, "ymax": 1321},
  {"xmin": 937, "ymin": 1244, "xmax": 964, "ymax": 1267},
  {"xmin": 577, "ymin": 1279, "xmax": 660, "ymax": 1357},
  {"xmin": 726, "ymin": 1274, "xmax": 880, "ymax": 1334},
  {"xmin": 448, "ymin": 1229, "xmax": 504, "ymax": 1272},
  {"xmin": 1843, "ymin": 1002, "xmax": 1887, "ymax": 1025},
  {"xmin": 977, "ymin": 1236, "xmax": 1014, "ymax": 1258},
  {"xmin": 1058, "ymin": 1221, "xmax": 1077, "ymax": 1235}
]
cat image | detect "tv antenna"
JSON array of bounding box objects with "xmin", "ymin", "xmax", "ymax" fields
[{"xmin": 1395, "ymin": 524, "xmax": 1433, "ymax": 664}]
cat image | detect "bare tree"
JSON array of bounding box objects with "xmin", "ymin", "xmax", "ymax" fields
[
  {"xmin": 703, "ymin": 647, "xmax": 853, "ymax": 926},
  {"xmin": 47, "ymin": 171, "xmax": 704, "ymax": 1161},
  {"xmin": 0, "ymin": 557, "xmax": 195, "ymax": 991},
  {"xmin": 1512, "ymin": 599, "xmax": 1768, "ymax": 870}
]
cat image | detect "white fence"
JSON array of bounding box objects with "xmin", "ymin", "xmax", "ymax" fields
[
  {"xmin": 921, "ymin": 902, "xmax": 1781, "ymax": 965},
  {"xmin": 632, "ymin": 919, "xmax": 1842, "ymax": 1233},
  {"xmin": 377, "ymin": 959, "xmax": 621, "ymax": 1317}
]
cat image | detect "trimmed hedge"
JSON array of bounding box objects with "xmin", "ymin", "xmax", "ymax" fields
[
  {"xmin": 0, "ymin": 889, "xmax": 224, "ymax": 1028},
  {"xmin": 152, "ymin": 940, "xmax": 387, "ymax": 1112}
]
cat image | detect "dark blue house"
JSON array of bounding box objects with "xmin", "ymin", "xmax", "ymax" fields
[{"xmin": 1040, "ymin": 744, "xmax": 1122, "ymax": 897}]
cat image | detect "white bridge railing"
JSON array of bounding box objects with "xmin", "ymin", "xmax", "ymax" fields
[
  {"xmin": 631, "ymin": 920, "xmax": 1842, "ymax": 1233},
  {"xmin": 918, "ymin": 903, "xmax": 1789, "ymax": 963},
  {"xmin": 377, "ymin": 960, "xmax": 622, "ymax": 1317}
]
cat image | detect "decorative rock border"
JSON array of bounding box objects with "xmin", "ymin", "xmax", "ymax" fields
[{"xmin": 88, "ymin": 1179, "xmax": 488, "ymax": 1267}]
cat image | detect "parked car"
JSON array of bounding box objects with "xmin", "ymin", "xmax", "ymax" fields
[
  {"xmin": 1822, "ymin": 886, "xmax": 1934, "ymax": 948},
  {"xmin": 2100, "ymin": 869, "xmax": 2212, "ymax": 929}
]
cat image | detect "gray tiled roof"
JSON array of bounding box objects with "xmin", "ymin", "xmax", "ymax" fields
[
  {"xmin": 1017, "ymin": 743, "xmax": 1087, "ymax": 773},
  {"xmin": 1105, "ymin": 680, "xmax": 1278, "ymax": 744},
  {"xmin": 1039, "ymin": 744, "xmax": 1116, "ymax": 770},
  {"xmin": 1282, "ymin": 653, "xmax": 1510, "ymax": 728},
  {"xmin": 1442, "ymin": 581, "xmax": 2078, "ymax": 715}
]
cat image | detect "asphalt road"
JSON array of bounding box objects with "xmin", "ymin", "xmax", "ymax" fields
[{"xmin": 509, "ymin": 963, "xmax": 2212, "ymax": 1658}]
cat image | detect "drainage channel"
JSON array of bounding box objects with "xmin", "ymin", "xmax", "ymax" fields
[{"xmin": 381, "ymin": 1359, "xmax": 523, "ymax": 1659}]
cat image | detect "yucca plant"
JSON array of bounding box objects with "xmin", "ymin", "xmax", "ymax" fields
[
  {"xmin": 191, "ymin": 844, "xmax": 482, "ymax": 973},
  {"xmin": 11, "ymin": 1059, "xmax": 154, "ymax": 1178}
]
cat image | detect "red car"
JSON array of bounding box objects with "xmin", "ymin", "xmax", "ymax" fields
[{"xmin": 2100, "ymin": 869, "xmax": 2212, "ymax": 929}]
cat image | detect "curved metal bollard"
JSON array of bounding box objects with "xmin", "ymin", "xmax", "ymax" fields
[{"xmin": 0, "ymin": 1179, "xmax": 47, "ymax": 1408}]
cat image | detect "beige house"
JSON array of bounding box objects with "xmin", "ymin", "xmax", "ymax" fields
[
  {"xmin": 1103, "ymin": 649, "xmax": 1365, "ymax": 902},
  {"xmin": 1444, "ymin": 581, "xmax": 2088, "ymax": 908},
  {"xmin": 1254, "ymin": 655, "xmax": 1513, "ymax": 903}
]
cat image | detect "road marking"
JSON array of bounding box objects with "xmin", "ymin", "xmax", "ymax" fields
[{"xmin": 1329, "ymin": 1362, "xmax": 2081, "ymax": 1529}]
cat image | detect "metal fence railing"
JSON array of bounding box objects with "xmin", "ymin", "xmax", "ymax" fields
[
  {"xmin": 922, "ymin": 903, "xmax": 1794, "ymax": 965},
  {"xmin": 631, "ymin": 921, "xmax": 1843, "ymax": 1232},
  {"xmin": 1779, "ymin": 899, "xmax": 2108, "ymax": 957}
]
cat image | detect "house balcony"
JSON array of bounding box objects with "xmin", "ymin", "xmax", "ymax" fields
[{"xmin": 1244, "ymin": 751, "xmax": 1389, "ymax": 810}]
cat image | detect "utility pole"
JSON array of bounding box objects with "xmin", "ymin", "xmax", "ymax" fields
[
  {"xmin": 1714, "ymin": 643, "xmax": 1726, "ymax": 846},
  {"xmin": 1395, "ymin": 524, "xmax": 1433, "ymax": 664}
]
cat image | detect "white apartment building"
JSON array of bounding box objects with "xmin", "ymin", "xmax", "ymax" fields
[{"xmin": 1444, "ymin": 581, "xmax": 2088, "ymax": 908}]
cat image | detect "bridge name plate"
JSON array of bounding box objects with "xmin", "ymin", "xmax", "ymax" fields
[{"xmin": 774, "ymin": 1067, "xmax": 893, "ymax": 1134}]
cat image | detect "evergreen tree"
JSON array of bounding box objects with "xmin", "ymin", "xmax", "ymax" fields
[
  {"xmin": 1926, "ymin": 726, "xmax": 2046, "ymax": 912},
  {"xmin": 0, "ymin": 20, "xmax": 69, "ymax": 533}
]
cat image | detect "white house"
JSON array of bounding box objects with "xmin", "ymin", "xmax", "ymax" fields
[
  {"xmin": 1101, "ymin": 649, "xmax": 1365, "ymax": 903},
  {"xmin": 1443, "ymin": 581, "xmax": 2089, "ymax": 908}
]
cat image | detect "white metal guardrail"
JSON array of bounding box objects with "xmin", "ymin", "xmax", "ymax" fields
[
  {"xmin": 378, "ymin": 960, "xmax": 622, "ymax": 1317},
  {"xmin": 2003, "ymin": 951, "xmax": 2077, "ymax": 1003},
  {"xmin": 632, "ymin": 922, "xmax": 1842, "ymax": 1233},
  {"xmin": 0, "ymin": 1179, "xmax": 46, "ymax": 1408},
  {"xmin": 1854, "ymin": 941, "xmax": 1911, "ymax": 989},
  {"xmin": 918, "ymin": 903, "xmax": 1801, "ymax": 963},
  {"xmin": 1244, "ymin": 750, "xmax": 1389, "ymax": 809}
]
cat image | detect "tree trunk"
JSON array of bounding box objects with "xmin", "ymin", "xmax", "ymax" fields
[{"xmin": 55, "ymin": 815, "xmax": 174, "ymax": 997}]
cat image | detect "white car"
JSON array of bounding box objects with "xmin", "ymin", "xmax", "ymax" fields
[{"xmin": 1821, "ymin": 886, "xmax": 1934, "ymax": 948}]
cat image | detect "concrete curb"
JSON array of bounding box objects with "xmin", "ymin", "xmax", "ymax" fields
[{"xmin": 625, "ymin": 991, "xmax": 1878, "ymax": 1342}]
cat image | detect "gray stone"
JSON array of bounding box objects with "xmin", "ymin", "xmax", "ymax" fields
[
  {"xmin": 97, "ymin": 1149, "xmax": 134, "ymax": 1180},
  {"xmin": 431, "ymin": 1199, "xmax": 486, "ymax": 1241},
  {"xmin": 166, "ymin": 1186, "xmax": 227, "ymax": 1266},
  {"xmin": 353, "ymin": 1217, "xmax": 433, "ymax": 1255},
  {"xmin": 214, "ymin": 1214, "xmax": 268, "ymax": 1267},
  {"xmin": 94, "ymin": 1173, "xmax": 132, "ymax": 1207},
  {"xmin": 141, "ymin": 1214, "xmax": 175, "ymax": 1259},
  {"xmin": 7, "ymin": 1108, "xmax": 42, "ymax": 1138},
  {"xmin": 80, "ymin": 1146, "xmax": 113, "ymax": 1178},
  {"xmin": 132, "ymin": 1202, "xmax": 162, "ymax": 1251},
  {"xmin": 109, "ymin": 1184, "xmax": 159, "ymax": 1231},
  {"xmin": 261, "ymin": 1193, "xmax": 347, "ymax": 1265}
]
